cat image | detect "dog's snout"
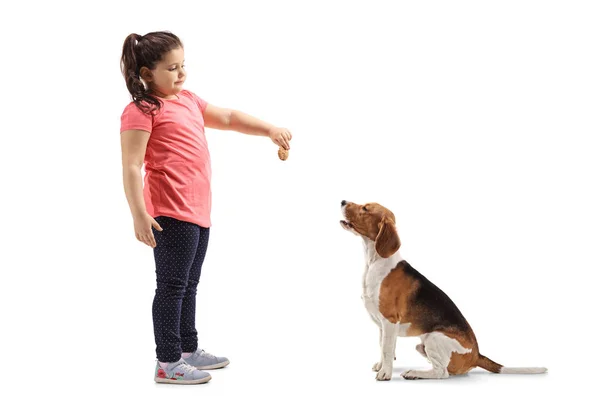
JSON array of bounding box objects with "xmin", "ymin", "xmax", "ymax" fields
[{"xmin": 341, "ymin": 200, "xmax": 347, "ymax": 206}]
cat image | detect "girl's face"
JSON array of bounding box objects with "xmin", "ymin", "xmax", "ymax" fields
[{"xmin": 142, "ymin": 47, "xmax": 186, "ymax": 99}]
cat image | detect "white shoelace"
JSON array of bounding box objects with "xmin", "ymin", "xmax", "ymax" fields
[
  {"xmin": 178, "ymin": 362, "xmax": 198, "ymax": 374},
  {"xmin": 199, "ymin": 349, "xmax": 216, "ymax": 359}
]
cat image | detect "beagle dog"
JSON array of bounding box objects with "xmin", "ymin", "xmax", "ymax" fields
[{"xmin": 340, "ymin": 200, "xmax": 547, "ymax": 380}]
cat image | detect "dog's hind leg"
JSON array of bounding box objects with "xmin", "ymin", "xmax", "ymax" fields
[
  {"xmin": 402, "ymin": 332, "xmax": 471, "ymax": 380},
  {"xmin": 415, "ymin": 343, "xmax": 430, "ymax": 363}
]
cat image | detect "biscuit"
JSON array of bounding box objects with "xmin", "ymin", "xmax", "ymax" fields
[{"xmin": 278, "ymin": 146, "xmax": 289, "ymax": 161}]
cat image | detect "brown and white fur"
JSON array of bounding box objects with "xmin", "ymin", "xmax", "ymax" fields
[{"xmin": 340, "ymin": 200, "xmax": 547, "ymax": 380}]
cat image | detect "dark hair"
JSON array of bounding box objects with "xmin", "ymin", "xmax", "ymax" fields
[{"xmin": 120, "ymin": 31, "xmax": 183, "ymax": 115}]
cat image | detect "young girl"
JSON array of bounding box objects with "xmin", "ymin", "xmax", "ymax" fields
[{"xmin": 120, "ymin": 31, "xmax": 292, "ymax": 384}]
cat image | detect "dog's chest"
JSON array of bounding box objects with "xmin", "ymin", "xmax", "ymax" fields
[
  {"xmin": 361, "ymin": 256, "xmax": 401, "ymax": 317},
  {"xmin": 362, "ymin": 265, "xmax": 382, "ymax": 317}
]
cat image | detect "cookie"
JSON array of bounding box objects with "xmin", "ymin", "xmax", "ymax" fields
[{"xmin": 278, "ymin": 146, "xmax": 289, "ymax": 161}]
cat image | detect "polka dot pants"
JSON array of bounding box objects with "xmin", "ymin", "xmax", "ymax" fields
[{"xmin": 151, "ymin": 216, "xmax": 210, "ymax": 363}]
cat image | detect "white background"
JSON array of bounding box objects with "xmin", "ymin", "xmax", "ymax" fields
[{"xmin": 1, "ymin": 0, "xmax": 598, "ymax": 398}]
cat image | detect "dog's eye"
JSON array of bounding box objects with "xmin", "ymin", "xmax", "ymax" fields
[{"xmin": 362, "ymin": 206, "xmax": 368, "ymax": 212}]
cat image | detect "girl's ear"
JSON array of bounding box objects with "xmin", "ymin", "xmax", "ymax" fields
[{"xmin": 140, "ymin": 66, "xmax": 153, "ymax": 82}]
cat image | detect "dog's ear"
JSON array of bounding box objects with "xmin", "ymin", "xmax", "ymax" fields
[{"xmin": 375, "ymin": 217, "xmax": 400, "ymax": 258}]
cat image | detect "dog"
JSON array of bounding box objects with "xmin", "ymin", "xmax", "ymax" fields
[{"xmin": 340, "ymin": 200, "xmax": 547, "ymax": 380}]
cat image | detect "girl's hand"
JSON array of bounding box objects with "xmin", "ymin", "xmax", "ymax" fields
[
  {"xmin": 133, "ymin": 213, "xmax": 163, "ymax": 248},
  {"xmin": 268, "ymin": 127, "xmax": 292, "ymax": 150}
]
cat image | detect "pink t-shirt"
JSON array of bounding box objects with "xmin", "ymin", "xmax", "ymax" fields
[{"xmin": 120, "ymin": 90, "xmax": 212, "ymax": 227}]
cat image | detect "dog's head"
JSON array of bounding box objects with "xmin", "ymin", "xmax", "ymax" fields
[{"xmin": 340, "ymin": 200, "xmax": 401, "ymax": 258}]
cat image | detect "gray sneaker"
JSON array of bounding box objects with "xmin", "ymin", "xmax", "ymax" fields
[
  {"xmin": 184, "ymin": 349, "xmax": 230, "ymax": 370},
  {"xmin": 154, "ymin": 358, "xmax": 211, "ymax": 384}
]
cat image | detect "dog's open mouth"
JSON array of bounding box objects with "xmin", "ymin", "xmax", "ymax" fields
[{"xmin": 340, "ymin": 220, "xmax": 354, "ymax": 229}]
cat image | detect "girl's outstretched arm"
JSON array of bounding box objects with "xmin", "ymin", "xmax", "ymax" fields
[{"xmin": 204, "ymin": 104, "xmax": 292, "ymax": 150}]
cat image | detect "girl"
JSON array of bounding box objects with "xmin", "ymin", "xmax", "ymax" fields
[{"xmin": 120, "ymin": 31, "xmax": 292, "ymax": 384}]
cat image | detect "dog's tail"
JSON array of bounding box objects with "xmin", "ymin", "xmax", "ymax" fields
[{"xmin": 477, "ymin": 354, "xmax": 547, "ymax": 374}]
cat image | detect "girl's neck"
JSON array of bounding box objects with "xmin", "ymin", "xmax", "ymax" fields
[{"xmin": 151, "ymin": 89, "xmax": 179, "ymax": 100}]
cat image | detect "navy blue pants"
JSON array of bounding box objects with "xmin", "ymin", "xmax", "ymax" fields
[{"xmin": 152, "ymin": 216, "xmax": 210, "ymax": 362}]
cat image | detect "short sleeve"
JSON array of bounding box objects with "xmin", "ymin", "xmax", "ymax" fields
[
  {"xmin": 120, "ymin": 102, "xmax": 152, "ymax": 133},
  {"xmin": 188, "ymin": 91, "xmax": 208, "ymax": 113}
]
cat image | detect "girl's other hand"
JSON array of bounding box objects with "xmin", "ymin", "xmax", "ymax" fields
[
  {"xmin": 133, "ymin": 213, "xmax": 163, "ymax": 248},
  {"xmin": 268, "ymin": 127, "xmax": 292, "ymax": 150}
]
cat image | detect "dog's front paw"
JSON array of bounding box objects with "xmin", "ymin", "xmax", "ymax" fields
[
  {"xmin": 376, "ymin": 366, "xmax": 392, "ymax": 381},
  {"xmin": 372, "ymin": 361, "xmax": 382, "ymax": 371},
  {"xmin": 401, "ymin": 370, "xmax": 421, "ymax": 380}
]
